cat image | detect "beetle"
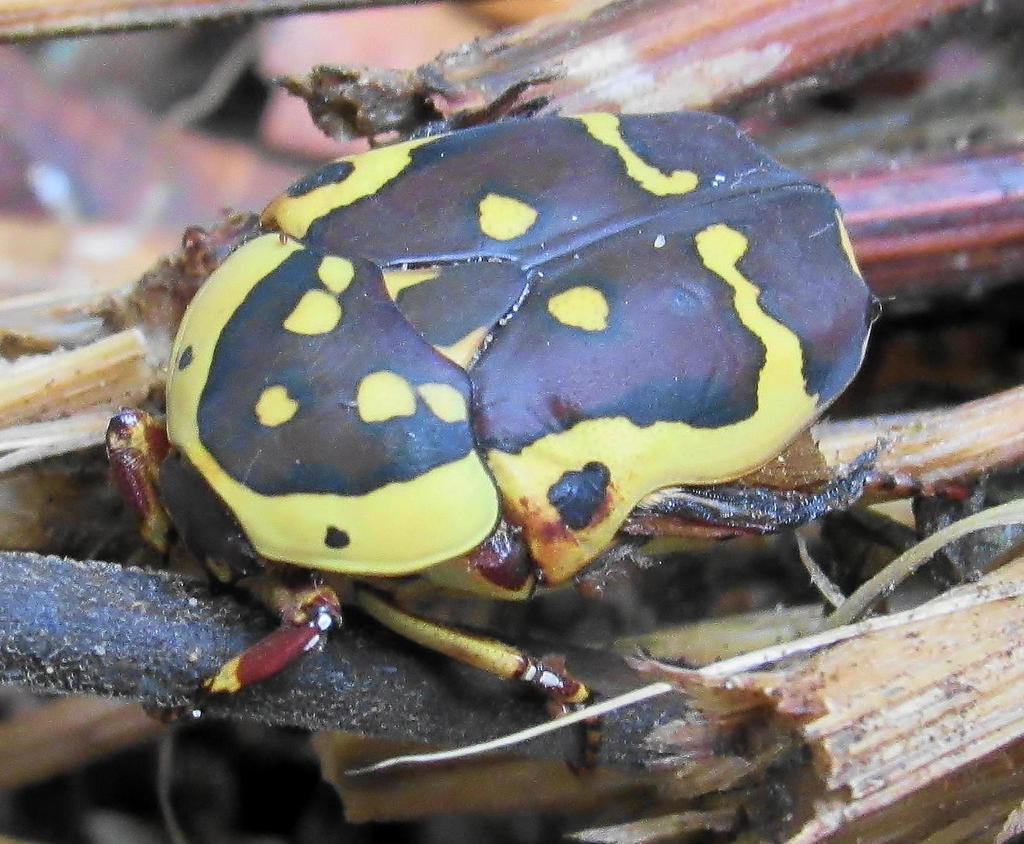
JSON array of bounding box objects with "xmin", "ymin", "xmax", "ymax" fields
[{"xmin": 107, "ymin": 111, "xmax": 874, "ymax": 713}]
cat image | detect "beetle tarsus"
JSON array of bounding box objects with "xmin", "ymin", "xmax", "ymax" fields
[
  {"xmin": 518, "ymin": 653, "xmax": 589, "ymax": 708},
  {"xmin": 520, "ymin": 653, "xmax": 602, "ymax": 772},
  {"xmin": 352, "ymin": 585, "xmax": 599, "ymax": 758}
]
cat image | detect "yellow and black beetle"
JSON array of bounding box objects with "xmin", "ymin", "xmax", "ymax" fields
[{"xmin": 107, "ymin": 112, "xmax": 874, "ymax": 710}]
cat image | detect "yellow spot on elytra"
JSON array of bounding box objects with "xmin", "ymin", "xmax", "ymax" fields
[
  {"xmin": 479, "ymin": 193, "xmax": 539, "ymax": 241},
  {"xmin": 547, "ymin": 285, "xmax": 609, "ymax": 331},
  {"xmin": 835, "ymin": 211, "xmax": 863, "ymax": 278},
  {"xmin": 357, "ymin": 371, "xmax": 417, "ymax": 422},
  {"xmin": 417, "ymin": 383, "xmax": 468, "ymax": 422},
  {"xmin": 383, "ymin": 267, "xmax": 441, "ymax": 300},
  {"xmin": 204, "ymin": 657, "xmax": 243, "ymax": 693},
  {"xmin": 578, "ymin": 113, "xmax": 698, "ymax": 196},
  {"xmin": 283, "ymin": 289, "xmax": 342, "ymax": 334},
  {"xmin": 318, "ymin": 256, "xmax": 356, "ymax": 293},
  {"xmin": 435, "ymin": 326, "xmax": 488, "ymax": 368},
  {"xmin": 255, "ymin": 385, "xmax": 299, "ymax": 426},
  {"xmin": 262, "ymin": 136, "xmax": 435, "ymax": 238}
]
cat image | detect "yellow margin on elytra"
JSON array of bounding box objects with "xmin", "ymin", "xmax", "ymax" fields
[
  {"xmin": 166, "ymin": 233, "xmax": 499, "ymax": 576},
  {"xmin": 577, "ymin": 113, "xmax": 699, "ymax": 196},
  {"xmin": 263, "ymin": 136, "xmax": 436, "ymax": 239},
  {"xmin": 485, "ymin": 223, "xmax": 818, "ymax": 585}
]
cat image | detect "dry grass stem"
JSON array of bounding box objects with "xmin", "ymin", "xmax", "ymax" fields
[
  {"xmin": 0, "ymin": 329, "xmax": 154, "ymax": 428},
  {"xmin": 815, "ymin": 384, "xmax": 1024, "ymax": 487}
]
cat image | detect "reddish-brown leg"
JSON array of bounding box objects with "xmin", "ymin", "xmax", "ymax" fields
[
  {"xmin": 204, "ymin": 582, "xmax": 342, "ymax": 694},
  {"xmin": 107, "ymin": 410, "xmax": 345, "ymax": 696},
  {"xmin": 106, "ymin": 408, "xmax": 172, "ymax": 552}
]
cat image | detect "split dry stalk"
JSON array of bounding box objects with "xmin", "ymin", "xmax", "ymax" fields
[
  {"xmin": 815, "ymin": 384, "xmax": 1024, "ymax": 488},
  {"xmin": 284, "ymin": 0, "xmax": 1007, "ymax": 140},
  {"xmin": 627, "ymin": 554, "xmax": 1024, "ymax": 841}
]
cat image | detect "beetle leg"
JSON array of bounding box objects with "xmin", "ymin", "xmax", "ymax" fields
[
  {"xmin": 204, "ymin": 582, "xmax": 341, "ymax": 694},
  {"xmin": 352, "ymin": 585, "xmax": 600, "ymax": 766},
  {"xmin": 351, "ymin": 583, "xmax": 592, "ymax": 706},
  {"xmin": 624, "ymin": 448, "xmax": 877, "ymax": 539},
  {"xmin": 105, "ymin": 408, "xmax": 172, "ymax": 553}
]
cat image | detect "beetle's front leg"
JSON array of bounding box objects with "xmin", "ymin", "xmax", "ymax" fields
[
  {"xmin": 105, "ymin": 408, "xmax": 172, "ymax": 553},
  {"xmin": 204, "ymin": 580, "xmax": 342, "ymax": 694}
]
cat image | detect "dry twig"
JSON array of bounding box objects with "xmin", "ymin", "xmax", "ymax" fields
[
  {"xmin": 0, "ymin": 550, "xmax": 686, "ymax": 769},
  {"xmin": 283, "ymin": 0, "xmax": 1010, "ymax": 140},
  {"xmin": 0, "ymin": 0, "xmax": 423, "ymax": 41}
]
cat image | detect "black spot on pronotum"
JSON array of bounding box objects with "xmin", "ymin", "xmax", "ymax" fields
[
  {"xmin": 547, "ymin": 461, "xmax": 612, "ymax": 530},
  {"xmin": 178, "ymin": 345, "xmax": 194, "ymax": 370},
  {"xmin": 324, "ymin": 526, "xmax": 351, "ymax": 548}
]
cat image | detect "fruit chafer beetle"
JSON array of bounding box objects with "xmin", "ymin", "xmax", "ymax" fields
[{"xmin": 108, "ymin": 112, "xmax": 874, "ymax": 716}]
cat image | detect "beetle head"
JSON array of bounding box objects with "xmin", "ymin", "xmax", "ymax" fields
[{"xmin": 160, "ymin": 450, "xmax": 263, "ymax": 584}]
